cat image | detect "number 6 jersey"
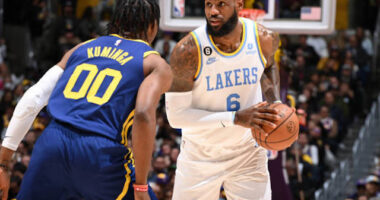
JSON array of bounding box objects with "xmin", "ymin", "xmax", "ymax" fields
[
  {"xmin": 185, "ymin": 18, "xmax": 267, "ymax": 146},
  {"xmin": 48, "ymin": 34, "xmax": 158, "ymax": 144}
]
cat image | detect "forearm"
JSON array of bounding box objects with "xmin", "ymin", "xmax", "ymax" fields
[
  {"xmin": 165, "ymin": 92, "xmax": 235, "ymax": 129},
  {"xmin": 131, "ymin": 110, "xmax": 156, "ymax": 185},
  {"xmin": 261, "ymin": 63, "xmax": 281, "ymax": 103},
  {"xmin": 0, "ymin": 147, "xmax": 14, "ymax": 167}
]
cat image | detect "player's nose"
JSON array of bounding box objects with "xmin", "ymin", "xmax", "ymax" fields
[{"xmin": 210, "ymin": 5, "xmax": 220, "ymax": 16}]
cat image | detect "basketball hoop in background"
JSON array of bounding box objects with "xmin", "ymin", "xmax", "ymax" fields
[{"xmin": 239, "ymin": 9, "xmax": 266, "ymax": 24}]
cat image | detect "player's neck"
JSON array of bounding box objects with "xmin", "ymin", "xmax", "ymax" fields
[{"xmin": 211, "ymin": 21, "xmax": 243, "ymax": 53}]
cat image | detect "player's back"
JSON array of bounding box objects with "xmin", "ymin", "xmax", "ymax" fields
[{"xmin": 48, "ymin": 34, "xmax": 157, "ymax": 143}]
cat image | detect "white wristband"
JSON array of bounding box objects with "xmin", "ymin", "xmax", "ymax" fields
[{"xmin": 274, "ymin": 100, "xmax": 282, "ymax": 104}]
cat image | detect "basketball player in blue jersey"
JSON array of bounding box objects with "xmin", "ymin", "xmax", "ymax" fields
[
  {"xmin": 165, "ymin": 0, "xmax": 282, "ymax": 199},
  {"xmin": 0, "ymin": 0, "xmax": 172, "ymax": 199}
]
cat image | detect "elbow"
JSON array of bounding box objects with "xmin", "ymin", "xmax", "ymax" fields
[{"xmin": 134, "ymin": 108, "xmax": 155, "ymax": 124}]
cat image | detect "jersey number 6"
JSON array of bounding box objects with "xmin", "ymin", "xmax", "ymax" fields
[
  {"xmin": 63, "ymin": 63, "xmax": 122, "ymax": 105},
  {"xmin": 226, "ymin": 93, "xmax": 240, "ymax": 111}
]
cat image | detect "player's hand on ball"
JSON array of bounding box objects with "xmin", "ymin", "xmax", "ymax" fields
[
  {"xmin": 134, "ymin": 191, "xmax": 150, "ymax": 200},
  {"xmin": 234, "ymin": 101, "xmax": 281, "ymax": 135}
]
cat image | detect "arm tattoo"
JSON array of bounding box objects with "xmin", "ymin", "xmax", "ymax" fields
[
  {"xmin": 258, "ymin": 25, "xmax": 281, "ymax": 102},
  {"xmin": 169, "ymin": 34, "xmax": 199, "ymax": 92}
]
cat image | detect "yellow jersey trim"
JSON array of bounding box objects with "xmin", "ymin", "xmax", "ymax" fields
[
  {"xmin": 287, "ymin": 94, "xmax": 296, "ymax": 108},
  {"xmin": 207, "ymin": 19, "xmax": 246, "ymax": 57},
  {"xmin": 111, "ymin": 34, "xmax": 150, "ymax": 46},
  {"xmin": 190, "ymin": 32, "xmax": 202, "ymax": 79},
  {"xmin": 121, "ymin": 110, "xmax": 135, "ymax": 146},
  {"xmin": 254, "ymin": 22, "xmax": 268, "ymax": 68},
  {"xmin": 116, "ymin": 161, "xmax": 132, "ymax": 200},
  {"xmin": 144, "ymin": 51, "xmax": 160, "ymax": 58}
]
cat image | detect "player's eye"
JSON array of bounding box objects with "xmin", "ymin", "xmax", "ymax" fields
[
  {"xmin": 218, "ymin": 2, "xmax": 226, "ymax": 7},
  {"xmin": 206, "ymin": 2, "xmax": 212, "ymax": 8}
]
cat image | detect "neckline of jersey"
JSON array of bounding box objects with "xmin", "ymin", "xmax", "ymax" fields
[
  {"xmin": 110, "ymin": 34, "xmax": 150, "ymax": 46},
  {"xmin": 206, "ymin": 18, "xmax": 247, "ymax": 57}
]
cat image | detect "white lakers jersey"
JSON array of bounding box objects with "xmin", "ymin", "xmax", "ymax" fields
[{"xmin": 183, "ymin": 18, "xmax": 268, "ymax": 147}]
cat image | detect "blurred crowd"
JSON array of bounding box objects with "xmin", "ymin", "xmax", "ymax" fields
[
  {"xmin": 279, "ymin": 29, "xmax": 377, "ymax": 199},
  {"xmin": 1, "ymin": 0, "xmax": 379, "ymax": 200}
]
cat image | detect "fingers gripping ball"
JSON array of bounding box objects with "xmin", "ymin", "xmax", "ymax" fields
[{"xmin": 251, "ymin": 103, "xmax": 299, "ymax": 151}]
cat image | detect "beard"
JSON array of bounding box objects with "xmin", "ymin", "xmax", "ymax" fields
[{"xmin": 206, "ymin": 10, "xmax": 239, "ymax": 37}]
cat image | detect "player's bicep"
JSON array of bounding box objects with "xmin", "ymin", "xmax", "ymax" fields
[
  {"xmin": 169, "ymin": 34, "xmax": 199, "ymax": 92},
  {"xmin": 136, "ymin": 55, "xmax": 173, "ymax": 114}
]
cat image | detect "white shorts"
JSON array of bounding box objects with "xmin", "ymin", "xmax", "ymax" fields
[{"xmin": 172, "ymin": 139, "xmax": 271, "ymax": 200}]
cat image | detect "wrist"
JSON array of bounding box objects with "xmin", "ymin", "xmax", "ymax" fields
[
  {"xmin": 0, "ymin": 163, "xmax": 9, "ymax": 171},
  {"xmin": 133, "ymin": 184, "xmax": 148, "ymax": 192}
]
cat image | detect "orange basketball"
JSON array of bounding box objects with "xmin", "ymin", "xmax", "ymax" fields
[{"xmin": 251, "ymin": 103, "xmax": 299, "ymax": 151}]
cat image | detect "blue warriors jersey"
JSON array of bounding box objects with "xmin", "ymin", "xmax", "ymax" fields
[{"xmin": 48, "ymin": 34, "xmax": 158, "ymax": 144}]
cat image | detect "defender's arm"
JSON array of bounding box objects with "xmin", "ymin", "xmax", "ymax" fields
[
  {"xmin": 132, "ymin": 54, "xmax": 172, "ymax": 185},
  {"xmin": 257, "ymin": 24, "xmax": 281, "ymax": 103}
]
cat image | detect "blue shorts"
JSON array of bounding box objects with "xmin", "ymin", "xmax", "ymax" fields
[{"xmin": 17, "ymin": 120, "xmax": 157, "ymax": 200}]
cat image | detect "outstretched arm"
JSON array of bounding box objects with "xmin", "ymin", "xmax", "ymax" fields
[{"xmin": 258, "ymin": 24, "xmax": 281, "ymax": 103}]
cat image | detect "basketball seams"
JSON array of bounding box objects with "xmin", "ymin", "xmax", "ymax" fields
[
  {"xmin": 259, "ymin": 133, "xmax": 298, "ymax": 150},
  {"xmin": 267, "ymin": 108, "xmax": 295, "ymax": 135},
  {"xmin": 252, "ymin": 104, "xmax": 299, "ymax": 150},
  {"xmin": 263, "ymin": 104, "xmax": 297, "ymax": 150}
]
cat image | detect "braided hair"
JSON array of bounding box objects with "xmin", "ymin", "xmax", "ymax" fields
[{"xmin": 107, "ymin": 0, "xmax": 160, "ymax": 40}]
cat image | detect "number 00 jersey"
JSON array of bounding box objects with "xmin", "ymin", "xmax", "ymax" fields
[
  {"xmin": 185, "ymin": 18, "xmax": 267, "ymax": 146},
  {"xmin": 48, "ymin": 34, "xmax": 158, "ymax": 143}
]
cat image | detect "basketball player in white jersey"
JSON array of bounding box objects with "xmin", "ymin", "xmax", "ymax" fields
[{"xmin": 165, "ymin": 0, "xmax": 281, "ymax": 199}]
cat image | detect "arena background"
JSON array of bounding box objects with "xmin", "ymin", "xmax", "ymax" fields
[{"xmin": 1, "ymin": 0, "xmax": 380, "ymax": 199}]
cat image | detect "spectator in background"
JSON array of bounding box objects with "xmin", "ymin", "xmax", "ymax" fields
[
  {"xmin": 356, "ymin": 27, "xmax": 373, "ymax": 57},
  {"xmin": 154, "ymin": 32, "xmax": 177, "ymax": 62},
  {"xmin": 29, "ymin": 0, "xmax": 48, "ymax": 41},
  {"xmin": 346, "ymin": 35, "xmax": 370, "ymax": 85},
  {"xmin": 336, "ymin": 82, "xmax": 355, "ymax": 122},
  {"xmin": 307, "ymin": 35, "xmax": 329, "ymax": 59},
  {"xmin": 365, "ymin": 175, "xmax": 380, "ymax": 200},
  {"xmin": 298, "ymin": 132, "xmax": 319, "ymax": 166},
  {"xmin": 0, "ymin": 38, "xmax": 7, "ymax": 62},
  {"xmin": 294, "ymin": 35, "xmax": 320, "ymax": 67},
  {"xmin": 58, "ymin": 27, "xmax": 81, "ymax": 54},
  {"xmin": 78, "ymin": 6, "xmax": 100, "ymax": 41},
  {"xmin": 347, "ymin": 179, "xmax": 368, "ymax": 200},
  {"xmin": 319, "ymin": 105, "xmax": 339, "ymax": 153}
]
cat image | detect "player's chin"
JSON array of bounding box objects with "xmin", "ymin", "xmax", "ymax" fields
[{"xmin": 210, "ymin": 26, "xmax": 222, "ymax": 32}]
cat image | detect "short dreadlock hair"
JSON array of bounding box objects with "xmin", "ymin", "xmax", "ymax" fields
[{"xmin": 107, "ymin": 0, "xmax": 160, "ymax": 40}]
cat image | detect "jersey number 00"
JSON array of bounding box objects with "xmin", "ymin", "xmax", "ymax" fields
[{"xmin": 63, "ymin": 63, "xmax": 122, "ymax": 105}]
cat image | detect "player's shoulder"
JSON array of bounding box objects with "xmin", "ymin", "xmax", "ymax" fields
[
  {"xmin": 143, "ymin": 52, "xmax": 171, "ymax": 75},
  {"xmin": 256, "ymin": 23, "xmax": 279, "ymax": 44},
  {"xmin": 256, "ymin": 23, "xmax": 280, "ymax": 65},
  {"xmin": 175, "ymin": 33, "xmax": 198, "ymax": 53},
  {"xmin": 171, "ymin": 33, "xmax": 199, "ymax": 64}
]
